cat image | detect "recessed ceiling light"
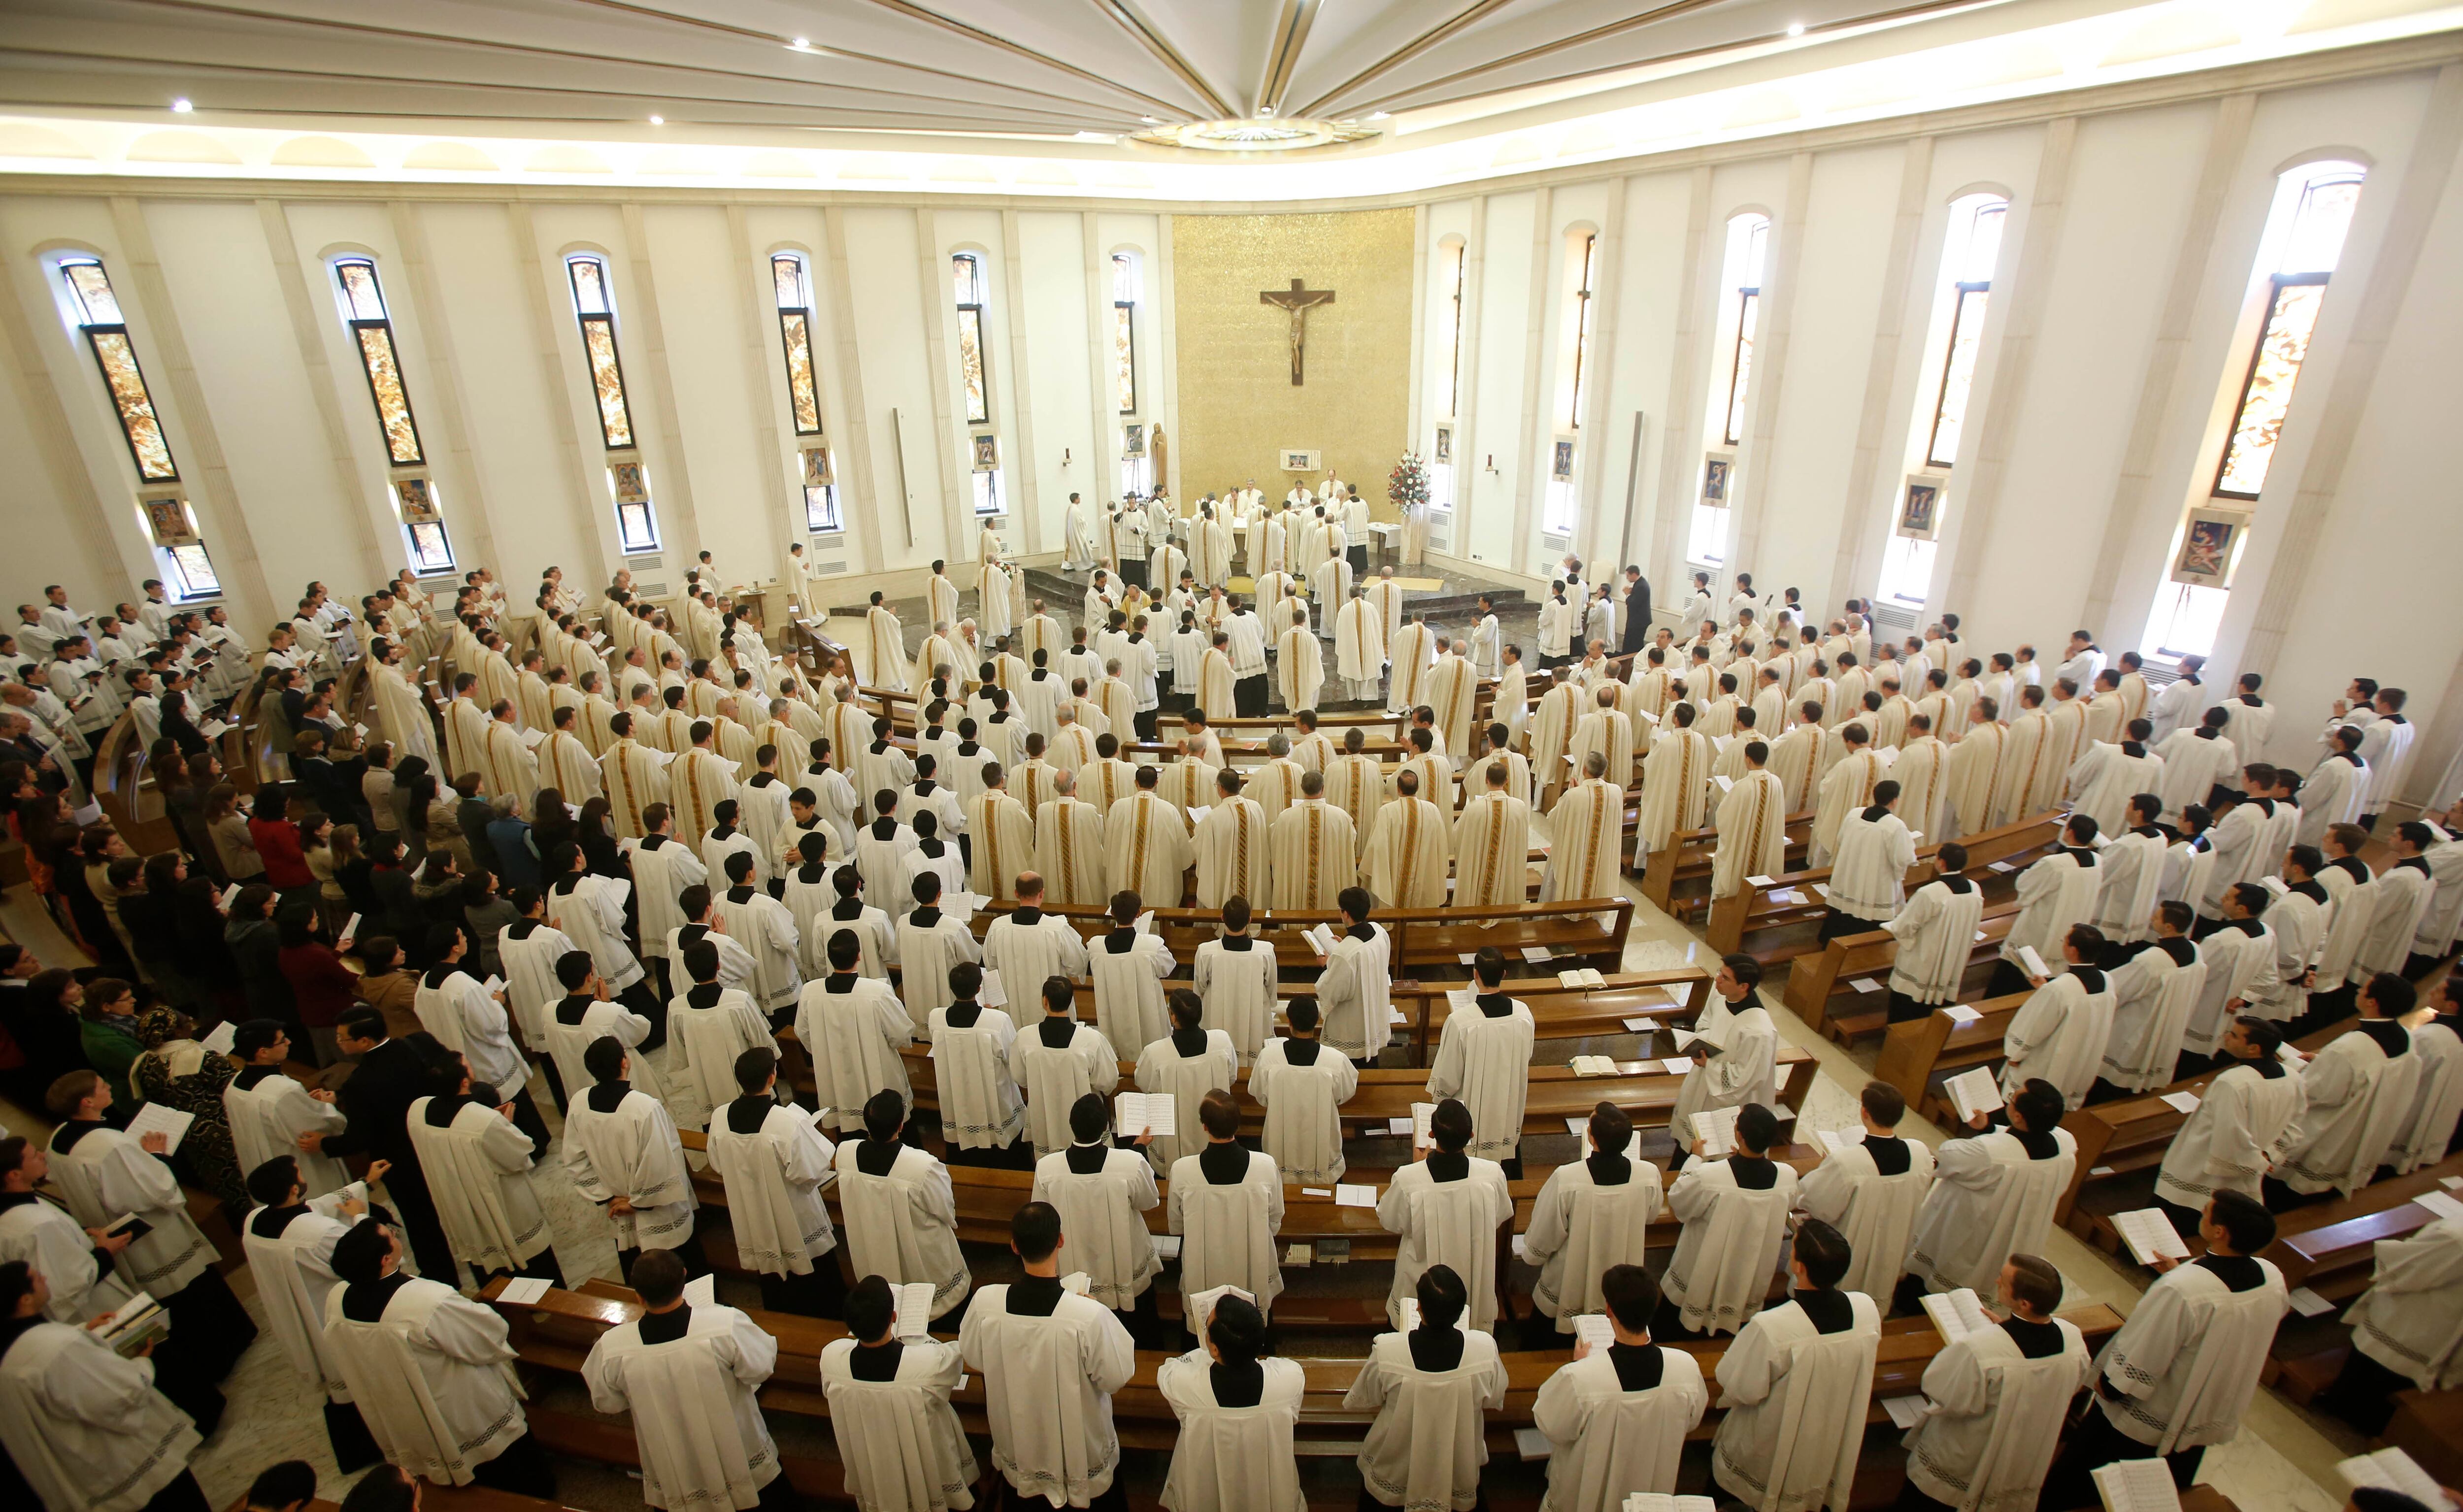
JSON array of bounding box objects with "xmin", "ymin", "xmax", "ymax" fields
[
  {"xmin": 648, "ymin": 115, "xmax": 664, "ymax": 124},
  {"xmin": 1139, "ymin": 115, "xmax": 1159, "ymax": 125},
  {"xmin": 170, "ymin": 97, "xmax": 193, "ymax": 112},
  {"xmin": 1367, "ymin": 110, "xmax": 1390, "ymax": 121},
  {"xmin": 1788, "ymin": 22, "xmax": 1805, "ymax": 35},
  {"xmin": 1259, "ymin": 105, "xmax": 1276, "ymax": 117},
  {"xmin": 789, "ymin": 36, "xmax": 810, "ymax": 49}
]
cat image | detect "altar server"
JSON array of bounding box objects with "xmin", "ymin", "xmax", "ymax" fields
[
  {"xmin": 1794, "ymin": 1082, "xmax": 1934, "ymax": 1303},
  {"xmin": 2270, "ymin": 972, "xmax": 2423, "ymax": 1203},
  {"xmin": 1249, "ymin": 998, "xmax": 1356, "ymax": 1184},
  {"xmin": 1425, "ymin": 947, "xmax": 1535, "ymax": 1173},
  {"xmin": 1523, "ymin": 1105, "xmax": 1662, "ymax": 1340},
  {"xmin": 2042, "ymin": 1193, "xmax": 2286, "ymax": 1501},
  {"xmin": 562, "ymin": 1037, "xmax": 701, "ymax": 1278},
  {"xmin": 1897, "ymin": 1252, "xmax": 2092, "ymax": 1512},
  {"xmin": 1132, "ymin": 989, "xmax": 1237, "ymax": 1174},
  {"xmin": 1902, "ymin": 1079, "xmax": 2076, "ymax": 1302},
  {"xmin": 322, "ymin": 1221, "xmax": 554, "ymax": 1494},
  {"xmin": 667, "ymin": 938, "xmax": 780, "ymax": 1120},
  {"xmin": 1708, "ymin": 1220, "xmax": 1882, "ymax": 1512},
  {"xmin": 2153, "ymin": 1015, "xmax": 2303, "ymax": 1232},
  {"xmin": 1379, "ymin": 1098, "xmax": 1516, "ymax": 1332},
  {"xmin": 238, "ymin": 1155, "xmax": 383, "ymax": 1467},
  {"xmin": 1344, "ymin": 1265, "xmax": 1508, "ymax": 1512},
  {"xmin": 582, "ymin": 1248, "xmax": 787, "ymax": 1512},
  {"xmin": 819, "ymin": 1275, "xmax": 980, "ymax": 1512},
  {"xmin": 406, "ymin": 1056, "xmax": 558, "ymax": 1286},
  {"xmin": 959, "ymin": 1202, "xmax": 1140, "ymax": 1511},
  {"xmin": 836, "ymin": 1091, "xmax": 969, "ymax": 1320},
  {"xmin": 705, "ymin": 1048, "xmax": 842, "ymax": 1317},
  {"xmin": 1031, "ymin": 1094, "xmax": 1162, "ymax": 1318}
]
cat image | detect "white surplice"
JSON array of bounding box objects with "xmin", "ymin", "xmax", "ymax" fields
[
  {"xmin": 1248, "ymin": 1037, "xmax": 1356, "ymax": 1184},
  {"xmin": 1532, "ymin": 1347, "xmax": 1708, "ymax": 1511},
  {"xmin": 1709, "ymin": 1292, "xmax": 1882, "ymax": 1512},
  {"xmin": 0, "ymin": 1320, "xmax": 201, "ymax": 1512},
  {"xmin": 2152, "ymin": 1056, "xmax": 2304, "ymax": 1209},
  {"xmin": 1662, "ymin": 1156, "xmax": 1797, "ymax": 1334},
  {"xmin": 667, "ymin": 984, "xmax": 780, "ymax": 1118},
  {"xmin": 562, "ymin": 1085, "xmax": 699, "ymax": 1252},
  {"xmin": 1904, "ymin": 1128, "xmax": 2077, "ymax": 1295},
  {"xmin": 1030, "ymin": 1147, "xmax": 1161, "ymax": 1309},
  {"xmin": 959, "ymin": 1285, "xmax": 1139, "ymax": 1506},
  {"xmin": 1342, "ymin": 1328, "xmax": 1508, "ymax": 1512},
  {"xmin": 2089, "ymin": 1258, "xmax": 2286, "ymax": 1454},
  {"xmin": 1193, "ymin": 938, "xmax": 1279, "ymax": 1062},
  {"xmin": 1794, "ymin": 1137, "xmax": 1936, "ymax": 1302},
  {"xmin": 583, "ymin": 1302, "xmax": 783, "ymax": 1510},
  {"xmin": 1157, "ymin": 1349, "xmax": 1308, "ymax": 1512},
  {"xmin": 1011, "ymin": 1021, "xmax": 1120, "ymax": 1157},
  {"xmin": 2275, "ymin": 1022, "xmax": 2424, "ymax": 1196},
  {"xmin": 405, "ymin": 1095, "xmax": 552, "ymax": 1274},
  {"xmin": 1378, "ymin": 1157, "xmax": 1517, "ymax": 1332},
  {"xmin": 322, "ymin": 1276, "xmax": 528, "ymax": 1485},
  {"xmin": 2097, "ymin": 939, "xmax": 2208, "ymax": 1092},
  {"xmin": 705, "ymin": 1097, "xmax": 837, "ymax": 1278},
  {"xmin": 240, "ymin": 1186, "xmax": 367, "ymax": 1402},
  {"xmin": 1132, "ymin": 1028, "xmax": 1237, "ymax": 1173},
  {"xmin": 1426, "ymin": 996, "xmax": 1535, "ymax": 1163},
  {"xmin": 2343, "ymin": 1214, "xmax": 2463, "ymax": 1391},
  {"xmin": 1523, "ymin": 1156, "xmax": 1664, "ymax": 1329},
  {"xmin": 1883, "ymin": 879, "xmax": 1985, "ymax": 1005},
  {"xmin": 1901, "ymin": 1318, "xmax": 2093, "ymax": 1512},
  {"xmin": 1997, "ymin": 969, "xmax": 2117, "ymax": 1106},
  {"xmin": 818, "ymin": 1335, "xmax": 980, "ymax": 1512},
  {"xmin": 834, "ymin": 1139, "xmax": 970, "ymax": 1313}
]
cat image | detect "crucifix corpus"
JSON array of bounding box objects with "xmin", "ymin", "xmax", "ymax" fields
[{"xmin": 1261, "ymin": 277, "xmax": 1335, "ymax": 386}]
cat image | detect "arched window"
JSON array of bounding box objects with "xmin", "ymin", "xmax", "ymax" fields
[
  {"xmin": 1112, "ymin": 252, "xmax": 1140, "ymax": 416},
  {"xmin": 1437, "ymin": 237, "xmax": 1467, "ymax": 421},
  {"xmin": 2142, "ymin": 160, "xmax": 2365, "ymax": 658},
  {"xmin": 565, "ymin": 253, "xmax": 657, "ymax": 552},
  {"xmin": 952, "ymin": 252, "xmax": 991, "ymax": 426},
  {"xmin": 1720, "ymin": 214, "xmax": 1771, "ymax": 447},
  {"xmin": 332, "ymin": 256, "xmax": 452, "ymax": 571},
  {"xmin": 57, "ymin": 255, "xmax": 220, "ymax": 598},
  {"xmin": 1878, "ymin": 193, "xmax": 2007, "ymax": 606}
]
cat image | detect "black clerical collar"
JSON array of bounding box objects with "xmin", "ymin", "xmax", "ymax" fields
[
  {"xmin": 855, "ymin": 1138, "xmax": 901, "ymax": 1177},
  {"xmin": 1730, "ymin": 1155, "xmax": 1777, "ymax": 1188},
  {"xmin": 1346, "ymin": 922, "xmax": 1373, "ymax": 942},
  {"xmin": 1934, "ymin": 875, "xmax": 1974, "ymax": 895},
  {"xmin": 640, "ymin": 833, "xmax": 667, "ymax": 850},
  {"xmin": 918, "ymin": 838, "xmax": 944, "ymax": 859},
  {"xmin": 2133, "ymin": 825, "xmax": 2164, "ymax": 840},
  {"xmin": 1794, "ymin": 1287, "xmax": 1853, "ymax": 1334},
  {"xmin": 2330, "ymin": 855, "xmax": 2370, "ymax": 881},
  {"xmin": 727, "ymin": 885, "xmax": 755, "ymax": 904},
  {"xmin": 870, "ymin": 818, "xmax": 897, "ymax": 840},
  {"xmin": 1863, "ymin": 1135, "xmax": 1911, "ymax": 1175},
  {"xmin": 957, "ymin": 742, "xmax": 980, "ymax": 756},
  {"xmin": 423, "ymin": 962, "xmax": 467, "ymax": 989},
  {"xmin": 249, "ymin": 1202, "xmax": 310, "ymax": 1239},
  {"xmin": 1065, "ymin": 1141, "xmax": 1108, "ymax": 1175},
  {"xmin": 726, "ymin": 1097, "xmax": 771, "ymax": 1135},
  {"xmin": 1585, "ymin": 1150, "xmax": 1631, "ymax": 1186},
  {"xmin": 688, "ymin": 982, "xmax": 724, "ymax": 1010},
  {"xmin": 2228, "ymin": 916, "xmax": 2264, "ymax": 937},
  {"xmin": 234, "ymin": 1063, "xmax": 285, "ymax": 1089},
  {"xmin": 638, "ymin": 1304, "xmax": 691, "ymax": 1347},
  {"xmin": 850, "ymin": 1337, "xmax": 903, "ymax": 1381},
  {"xmin": 1170, "ymin": 1025, "xmax": 1207, "ymax": 1056},
  {"xmin": 1283, "ymin": 1038, "xmax": 1320, "ymax": 1066},
  {"xmin": 2289, "ymin": 879, "xmax": 2327, "ymax": 903},
  {"xmin": 341, "ymin": 1270, "xmax": 414, "ymax": 1322},
  {"xmin": 1013, "ymin": 906, "xmax": 1042, "ymax": 925},
  {"xmin": 1006, "ymin": 1276, "xmax": 1065, "ymax": 1316},
  {"xmin": 2399, "ymin": 855, "xmax": 2431, "ymax": 874},
  {"xmin": 1105, "ymin": 928, "xmax": 1137, "ymax": 952},
  {"xmin": 945, "ymin": 1000, "xmax": 982, "ymax": 1028},
  {"xmin": 2073, "ymin": 966, "xmax": 2106, "ymax": 993},
  {"xmin": 2357, "ymin": 1018, "xmax": 2408, "ymax": 1056},
  {"xmin": 508, "ymin": 918, "xmax": 541, "ymax": 940},
  {"xmin": 2060, "ymin": 847, "xmax": 2097, "ymax": 865},
  {"xmin": 1861, "ymin": 805, "xmax": 1890, "ymax": 822},
  {"xmin": 1426, "ymin": 1150, "xmax": 1469, "ymax": 1182},
  {"xmin": 750, "ymin": 773, "xmax": 777, "ymax": 788},
  {"xmin": 711, "ymin": 825, "xmax": 738, "ymax": 843},
  {"xmin": 1222, "ymin": 934, "xmax": 1253, "ymax": 951},
  {"xmin": 2011, "ymin": 1125, "xmax": 2058, "ymax": 1159},
  {"xmin": 424, "ymin": 1093, "xmax": 472, "ymax": 1126},
  {"xmin": 910, "ymin": 907, "xmax": 941, "ymax": 929},
  {"xmin": 797, "ymin": 862, "xmax": 827, "ymax": 884},
  {"xmin": 2197, "ymin": 1254, "xmax": 2263, "ymax": 1291},
  {"xmin": 586, "ymin": 1081, "xmax": 631, "ymax": 1113},
  {"xmin": 1199, "ymin": 1142, "xmax": 1248, "ymax": 1184},
  {"xmin": 832, "ymin": 899, "xmax": 865, "ymax": 920},
  {"xmin": 2002, "ymin": 1316, "xmax": 2064, "ymax": 1358}
]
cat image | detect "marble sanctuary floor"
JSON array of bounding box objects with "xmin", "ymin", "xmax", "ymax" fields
[{"xmin": 0, "ymin": 797, "xmax": 2371, "ymax": 1512}]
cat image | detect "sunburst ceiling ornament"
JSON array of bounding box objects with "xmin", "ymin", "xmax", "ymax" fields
[{"xmin": 1131, "ymin": 117, "xmax": 1382, "ymax": 152}]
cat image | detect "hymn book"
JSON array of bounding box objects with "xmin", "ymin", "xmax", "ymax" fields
[
  {"xmin": 892, "ymin": 1281, "xmax": 937, "ymax": 1339},
  {"xmin": 1920, "ymin": 1287, "xmax": 1994, "ymax": 1343},
  {"xmin": 1693, "ymin": 1105, "xmax": 1745, "ymax": 1158},
  {"xmin": 2111, "ymin": 1209, "xmax": 2193, "ymax": 1265},
  {"xmin": 124, "ymin": 1103, "xmax": 195, "ymax": 1155},
  {"xmin": 2090, "ymin": 1460, "xmax": 2180, "ymax": 1512},
  {"xmin": 2337, "ymin": 1448, "xmax": 2443, "ymax": 1504},
  {"xmin": 1114, "ymin": 1092, "xmax": 1176, "ymax": 1138},
  {"xmin": 1942, "ymin": 1067, "xmax": 2004, "ymax": 1124}
]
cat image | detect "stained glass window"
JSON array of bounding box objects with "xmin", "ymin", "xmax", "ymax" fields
[
  {"xmin": 331, "ymin": 258, "xmax": 425, "ymax": 466},
  {"xmin": 165, "ymin": 543, "xmax": 219, "ymax": 597},
  {"xmin": 952, "ymin": 253, "xmax": 990, "ymax": 425},
  {"xmin": 1443, "ymin": 241, "xmax": 1466, "ymax": 420},
  {"xmin": 1113, "ymin": 252, "xmax": 1138, "ymax": 416},
  {"xmin": 566, "ymin": 256, "xmax": 636, "ymax": 449},
  {"xmin": 1924, "ymin": 199, "xmax": 2005, "ymax": 470},
  {"xmin": 406, "ymin": 521, "xmax": 454, "ymax": 571},
  {"xmin": 771, "ymin": 253, "xmax": 824, "ymax": 436},
  {"xmin": 59, "ymin": 258, "xmax": 177, "ymax": 482},
  {"xmin": 1719, "ymin": 217, "xmax": 1769, "ymax": 449},
  {"xmin": 2211, "ymin": 163, "xmax": 2361, "ymax": 500},
  {"xmin": 1724, "ymin": 292, "xmax": 1759, "ymax": 447},
  {"xmin": 1567, "ymin": 233, "xmax": 1598, "ymax": 430}
]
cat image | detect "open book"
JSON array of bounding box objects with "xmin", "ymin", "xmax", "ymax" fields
[
  {"xmin": 2337, "ymin": 1448, "xmax": 2445, "ymax": 1504},
  {"xmin": 1569, "ymin": 1055, "xmax": 1619, "ymax": 1077},
  {"xmin": 2091, "ymin": 1460, "xmax": 2182, "ymax": 1512},
  {"xmin": 1557, "ymin": 968, "xmax": 1606, "ymax": 988},
  {"xmin": 1942, "ymin": 1067, "xmax": 2005, "ymax": 1124},
  {"xmin": 892, "ymin": 1280, "xmax": 937, "ymax": 1340},
  {"xmin": 1114, "ymin": 1092, "xmax": 1176, "ymax": 1138},
  {"xmin": 125, "ymin": 1103, "xmax": 195, "ymax": 1156},
  {"xmin": 1570, "ymin": 1314, "xmax": 1615, "ymax": 1350},
  {"xmin": 1620, "ymin": 1496, "xmax": 1716, "ymax": 1512},
  {"xmin": 1693, "ymin": 1105, "xmax": 1744, "ymax": 1158},
  {"xmin": 2111, "ymin": 1209, "xmax": 2192, "ymax": 1266},
  {"xmin": 1920, "ymin": 1287, "xmax": 1994, "ymax": 1343},
  {"xmin": 94, "ymin": 1291, "xmax": 170, "ymax": 1358}
]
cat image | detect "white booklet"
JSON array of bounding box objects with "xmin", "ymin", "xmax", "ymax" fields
[
  {"xmin": 892, "ymin": 1280, "xmax": 937, "ymax": 1339},
  {"xmin": 2017, "ymin": 944, "xmax": 2051, "ymax": 979},
  {"xmin": 1620, "ymin": 1496, "xmax": 1716, "ymax": 1512},
  {"xmin": 1333, "ymin": 1183, "xmax": 1377, "ymax": 1208},
  {"xmin": 2091, "ymin": 1460, "xmax": 2182, "ymax": 1512},
  {"xmin": 1920, "ymin": 1287, "xmax": 1994, "ymax": 1342},
  {"xmin": 1114, "ymin": 1092, "xmax": 1175, "ymax": 1138},
  {"xmin": 2111, "ymin": 1208, "xmax": 2193, "ymax": 1265},
  {"xmin": 1881, "ymin": 1394, "xmax": 1930, "ymax": 1429},
  {"xmin": 1570, "ymin": 1314, "xmax": 1615, "ymax": 1351},
  {"xmin": 1693, "ymin": 1105, "xmax": 1744, "ymax": 1158},
  {"xmin": 496, "ymin": 1277, "xmax": 552, "ymax": 1306},
  {"xmin": 977, "ymin": 969, "xmax": 1007, "ymax": 1008},
  {"xmin": 2336, "ymin": 1448, "xmax": 2444, "ymax": 1504},
  {"xmin": 199, "ymin": 1020, "xmax": 238, "ymax": 1057},
  {"xmin": 124, "ymin": 1103, "xmax": 196, "ymax": 1155},
  {"xmin": 1943, "ymin": 1067, "xmax": 2005, "ymax": 1124}
]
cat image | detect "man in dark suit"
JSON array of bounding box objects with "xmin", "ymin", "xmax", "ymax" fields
[
  {"xmin": 300, "ymin": 1008, "xmax": 458, "ymax": 1280},
  {"xmin": 1620, "ymin": 566, "xmax": 1652, "ymax": 656}
]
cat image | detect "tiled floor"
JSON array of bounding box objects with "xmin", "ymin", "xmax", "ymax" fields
[{"xmin": 2, "ymin": 787, "xmax": 2369, "ymax": 1511}]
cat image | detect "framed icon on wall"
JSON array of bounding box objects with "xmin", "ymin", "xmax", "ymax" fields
[
  {"xmin": 1281, "ymin": 448, "xmax": 1320, "ymax": 473},
  {"xmin": 1701, "ymin": 450, "xmax": 1735, "ymax": 505},
  {"xmin": 1897, "ymin": 474, "xmax": 1946, "ymax": 540},
  {"xmin": 2170, "ymin": 507, "xmax": 2246, "ymax": 586}
]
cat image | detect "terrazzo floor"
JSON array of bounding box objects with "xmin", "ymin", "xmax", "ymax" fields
[{"xmin": 0, "ymin": 783, "xmax": 2372, "ymax": 1512}]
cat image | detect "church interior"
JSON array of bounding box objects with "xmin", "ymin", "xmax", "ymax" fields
[{"xmin": 0, "ymin": 3, "xmax": 2460, "ymax": 1512}]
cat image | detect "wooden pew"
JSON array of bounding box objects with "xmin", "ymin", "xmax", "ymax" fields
[
  {"xmin": 479, "ymin": 1275, "xmax": 2121, "ymax": 1467},
  {"xmin": 1779, "ymin": 901, "xmax": 2021, "ymax": 1042},
  {"xmin": 1869, "ymin": 991, "xmax": 2029, "ymax": 1119},
  {"xmin": 1703, "ymin": 811, "xmax": 2063, "ymax": 959},
  {"xmin": 1637, "ymin": 811, "xmax": 1815, "ymax": 918},
  {"xmin": 1410, "ymin": 968, "xmax": 1713, "ymax": 1060}
]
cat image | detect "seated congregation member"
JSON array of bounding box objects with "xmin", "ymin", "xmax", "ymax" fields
[
  {"xmin": 237, "ymin": 1154, "xmax": 386, "ymax": 1470},
  {"xmin": 1523, "ymin": 1104, "xmax": 1662, "ymax": 1343},
  {"xmin": 1249, "ymin": 997, "xmax": 1357, "ymax": 1184},
  {"xmin": 321, "ymin": 1220, "xmax": 557, "ymax": 1496},
  {"xmin": 797, "ymin": 930, "xmax": 914, "ymax": 1140},
  {"xmin": 1031, "ymin": 1093, "xmax": 1162, "ymax": 1330},
  {"xmin": 1794, "ymin": 1081, "xmax": 1934, "ymax": 1304},
  {"xmin": 1997, "ymin": 923, "xmax": 2117, "ymax": 1108},
  {"xmin": 43, "ymin": 1069, "xmax": 255, "ymax": 1428},
  {"xmin": 543, "ymin": 949, "xmax": 668, "ymax": 1115},
  {"xmin": 2153, "ymin": 1015, "xmax": 2303, "ymax": 1235},
  {"xmin": 818, "ymin": 1275, "xmax": 979, "ymax": 1512},
  {"xmin": 1425, "ymin": 946, "xmax": 1536, "ymax": 1177},
  {"xmin": 666, "ymin": 938, "xmax": 779, "ymax": 1122},
  {"xmin": 1894, "ymin": 1252, "xmax": 2091, "ymax": 1512},
  {"xmin": 562, "ymin": 1036, "xmax": 703, "ymax": 1280},
  {"xmin": 1902, "ymin": 1078, "xmax": 2075, "ymax": 1309},
  {"xmin": 1881, "ymin": 842, "xmax": 1984, "ymax": 1023},
  {"xmin": 705, "ymin": 1048, "xmax": 843, "ymax": 1318},
  {"xmin": 835, "ymin": 1090, "xmax": 970, "ymax": 1326},
  {"xmin": 1710, "ymin": 1220, "xmax": 1883, "ymax": 1512},
  {"xmin": 1132, "ymin": 988, "xmax": 1237, "ymax": 1175},
  {"xmin": 1156, "ymin": 1292, "xmax": 1307, "ymax": 1512},
  {"xmin": 959, "ymin": 1202, "xmax": 1139, "ymax": 1512},
  {"xmin": 1531, "ymin": 1264, "xmax": 1709, "ymax": 1511},
  {"xmin": 1167, "ymin": 1089, "xmax": 1287, "ymax": 1320},
  {"xmin": 582, "ymin": 1248, "xmax": 791, "ymax": 1512},
  {"xmin": 2320, "ymin": 1211, "xmax": 2463, "ymax": 1434},
  {"xmin": 404, "ymin": 1054, "xmax": 560, "ymax": 1288},
  {"xmin": 1345, "ymin": 1265, "xmax": 1508, "ymax": 1512},
  {"xmin": 2042, "ymin": 1192, "xmax": 2288, "ymax": 1504},
  {"xmin": 1668, "ymin": 954, "xmax": 1780, "ymax": 1169},
  {"xmin": 1379, "ymin": 1097, "xmax": 1514, "ymax": 1333},
  {"xmin": 2268, "ymin": 972, "xmax": 2422, "ymax": 1207},
  {"xmin": 0, "ymin": 1258, "xmax": 213, "ymax": 1512},
  {"xmin": 930, "ymin": 960, "xmax": 1028, "ymax": 1165},
  {"xmin": 1659, "ymin": 1102, "xmax": 1797, "ymax": 1338}
]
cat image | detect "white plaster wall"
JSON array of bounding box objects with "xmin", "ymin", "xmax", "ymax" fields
[
  {"xmin": 1593, "ymin": 170, "xmax": 1694, "ymax": 582},
  {"xmin": 1464, "ymin": 190, "xmax": 1534, "ymax": 570},
  {"xmin": 1021, "ymin": 210, "xmax": 1094, "ymax": 559}
]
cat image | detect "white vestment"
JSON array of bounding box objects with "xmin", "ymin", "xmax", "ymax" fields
[
  {"xmin": 958, "ymin": 1285, "xmax": 1139, "ymax": 1506},
  {"xmin": 1710, "ymin": 1293, "xmax": 1883, "ymax": 1512},
  {"xmin": 1904, "ymin": 1128, "xmax": 2078, "ymax": 1295},
  {"xmin": 834, "ymin": 1140, "xmax": 970, "ymax": 1313},
  {"xmin": 1661, "ymin": 1156, "xmax": 1798, "ymax": 1335},
  {"xmin": 582, "ymin": 1302, "xmax": 783, "ymax": 1511},
  {"xmin": 1523, "ymin": 1156, "xmax": 1664, "ymax": 1328},
  {"xmin": 1248, "ymin": 1038, "xmax": 1356, "ymax": 1184}
]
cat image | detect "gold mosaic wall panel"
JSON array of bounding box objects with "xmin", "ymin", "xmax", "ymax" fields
[{"xmin": 1169, "ymin": 208, "xmax": 1413, "ymax": 519}]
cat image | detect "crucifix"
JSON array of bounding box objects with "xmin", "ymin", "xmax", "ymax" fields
[{"xmin": 1260, "ymin": 277, "xmax": 1336, "ymax": 386}]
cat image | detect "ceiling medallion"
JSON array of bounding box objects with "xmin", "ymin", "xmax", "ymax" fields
[{"xmin": 1131, "ymin": 117, "xmax": 1381, "ymax": 152}]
